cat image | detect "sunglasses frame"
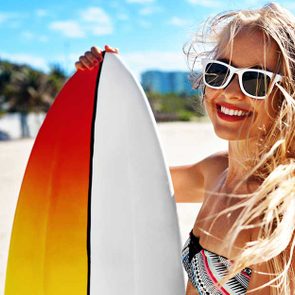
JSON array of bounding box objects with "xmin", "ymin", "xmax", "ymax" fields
[{"xmin": 201, "ymin": 58, "xmax": 283, "ymax": 99}]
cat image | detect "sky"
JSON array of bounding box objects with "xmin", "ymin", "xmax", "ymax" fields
[{"xmin": 1, "ymin": 0, "xmax": 295, "ymax": 79}]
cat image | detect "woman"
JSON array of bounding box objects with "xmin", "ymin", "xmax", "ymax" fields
[{"xmin": 75, "ymin": 3, "xmax": 295, "ymax": 294}]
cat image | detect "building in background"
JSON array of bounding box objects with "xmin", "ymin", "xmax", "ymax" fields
[{"xmin": 141, "ymin": 70, "xmax": 200, "ymax": 96}]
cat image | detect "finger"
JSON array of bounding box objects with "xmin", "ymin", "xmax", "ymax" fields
[
  {"xmin": 104, "ymin": 45, "xmax": 119, "ymax": 53},
  {"xmin": 85, "ymin": 51, "xmax": 100, "ymax": 65},
  {"xmin": 75, "ymin": 61, "xmax": 86, "ymax": 71},
  {"xmin": 105, "ymin": 45, "xmax": 119, "ymax": 53},
  {"xmin": 91, "ymin": 46, "xmax": 103, "ymax": 59},
  {"xmin": 79, "ymin": 56, "xmax": 93, "ymax": 69}
]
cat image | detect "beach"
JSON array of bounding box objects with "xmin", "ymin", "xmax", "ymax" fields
[{"xmin": 0, "ymin": 121, "xmax": 227, "ymax": 292}]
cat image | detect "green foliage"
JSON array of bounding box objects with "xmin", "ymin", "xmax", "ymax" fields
[
  {"xmin": 0, "ymin": 59, "xmax": 67, "ymax": 114},
  {"xmin": 47, "ymin": 64, "xmax": 67, "ymax": 96},
  {"xmin": 177, "ymin": 110, "xmax": 193, "ymax": 121},
  {"xmin": 146, "ymin": 91, "xmax": 205, "ymax": 122}
]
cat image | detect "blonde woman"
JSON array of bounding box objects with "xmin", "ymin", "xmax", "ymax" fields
[{"xmin": 76, "ymin": 3, "xmax": 295, "ymax": 294}]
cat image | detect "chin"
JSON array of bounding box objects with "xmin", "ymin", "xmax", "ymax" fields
[
  {"xmin": 212, "ymin": 123, "xmax": 250, "ymax": 141},
  {"xmin": 207, "ymin": 111, "xmax": 255, "ymax": 141}
]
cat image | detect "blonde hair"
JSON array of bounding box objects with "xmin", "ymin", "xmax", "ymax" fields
[{"xmin": 185, "ymin": 3, "xmax": 295, "ymax": 294}]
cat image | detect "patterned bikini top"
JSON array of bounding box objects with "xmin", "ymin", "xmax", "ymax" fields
[{"xmin": 181, "ymin": 230, "xmax": 252, "ymax": 295}]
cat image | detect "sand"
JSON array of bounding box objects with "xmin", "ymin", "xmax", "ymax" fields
[{"xmin": 0, "ymin": 121, "xmax": 227, "ymax": 292}]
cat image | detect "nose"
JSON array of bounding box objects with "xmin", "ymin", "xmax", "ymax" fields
[{"xmin": 223, "ymin": 73, "xmax": 245, "ymax": 100}]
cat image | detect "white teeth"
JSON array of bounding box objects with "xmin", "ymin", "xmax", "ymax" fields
[{"xmin": 220, "ymin": 106, "xmax": 249, "ymax": 116}]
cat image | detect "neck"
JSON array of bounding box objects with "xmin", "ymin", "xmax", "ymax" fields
[{"xmin": 224, "ymin": 138, "xmax": 259, "ymax": 191}]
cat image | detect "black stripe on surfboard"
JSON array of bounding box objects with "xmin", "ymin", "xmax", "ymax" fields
[{"xmin": 87, "ymin": 51, "xmax": 106, "ymax": 295}]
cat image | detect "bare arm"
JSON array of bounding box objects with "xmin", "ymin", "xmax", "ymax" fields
[{"xmin": 170, "ymin": 162, "xmax": 204, "ymax": 203}]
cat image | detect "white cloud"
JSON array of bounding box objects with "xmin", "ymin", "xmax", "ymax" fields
[
  {"xmin": 49, "ymin": 20, "xmax": 85, "ymax": 38},
  {"xmin": 0, "ymin": 53, "xmax": 49, "ymax": 71},
  {"xmin": 80, "ymin": 7, "xmax": 106, "ymax": 22},
  {"xmin": 122, "ymin": 51, "xmax": 188, "ymax": 80},
  {"xmin": 80, "ymin": 7, "xmax": 113, "ymax": 35},
  {"xmin": 168, "ymin": 17, "xmax": 191, "ymax": 27},
  {"xmin": 117, "ymin": 13, "xmax": 129, "ymax": 20},
  {"xmin": 49, "ymin": 7, "xmax": 113, "ymax": 38},
  {"xmin": 278, "ymin": 2, "xmax": 295, "ymax": 11},
  {"xmin": 139, "ymin": 6, "xmax": 161, "ymax": 15},
  {"xmin": 0, "ymin": 13, "xmax": 10, "ymax": 23},
  {"xmin": 138, "ymin": 19, "xmax": 152, "ymax": 28},
  {"xmin": 187, "ymin": 0, "xmax": 222, "ymax": 8},
  {"xmin": 0, "ymin": 12, "xmax": 20, "ymax": 24},
  {"xmin": 35, "ymin": 9, "xmax": 48, "ymax": 17},
  {"xmin": 21, "ymin": 31, "xmax": 34, "ymax": 40},
  {"xmin": 21, "ymin": 31, "xmax": 49, "ymax": 43},
  {"xmin": 126, "ymin": 0, "xmax": 155, "ymax": 3},
  {"xmin": 39, "ymin": 36, "xmax": 49, "ymax": 43}
]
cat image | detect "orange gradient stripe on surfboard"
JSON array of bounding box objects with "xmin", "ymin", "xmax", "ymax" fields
[{"xmin": 5, "ymin": 66, "xmax": 100, "ymax": 294}]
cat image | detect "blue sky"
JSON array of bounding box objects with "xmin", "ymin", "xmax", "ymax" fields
[{"xmin": 1, "ymin": 0, "xmax": 295, "ymax": 79}]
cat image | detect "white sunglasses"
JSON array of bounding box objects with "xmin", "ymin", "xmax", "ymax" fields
[{"xmin": 201, "ymin": 59, "xmax": 283, "ymax": 99}]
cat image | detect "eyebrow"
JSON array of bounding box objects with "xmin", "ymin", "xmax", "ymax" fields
[{"xmin": 217, "ymin": 58, "xmax": 273, "ymax": 72}]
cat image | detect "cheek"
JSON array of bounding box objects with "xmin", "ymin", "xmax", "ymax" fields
[
  {"xmin": 203, "ymin": 88, "xmax": 220, "ymax": 114},
  {"xmin": 250, "ymin": 99, "xmax": 276, "ymax": 134}
]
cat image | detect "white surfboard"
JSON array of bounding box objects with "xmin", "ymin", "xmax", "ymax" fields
[{"xmin": 89, "ymin": 53, "xmax": 185, "ymax": 294}]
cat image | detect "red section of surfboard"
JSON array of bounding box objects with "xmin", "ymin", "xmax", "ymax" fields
[{"xmin": 5, "ymin": 66, "xmax": 99, "ymax": 294}]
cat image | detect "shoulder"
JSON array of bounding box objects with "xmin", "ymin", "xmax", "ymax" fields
[
  {"xmin": 170, "ymin": 151, "xmax": 228, "ymax": 203},
  {"xmin": 185, "ymin": 150, "xmax": 228, "ymax": 183},
  {"xmin": 188, "ymin": 150, "xmax": 228, "ymax": 187},
  {"xmin": 196, "ymin": 150, "xmax": 228, "ymax": 178}
]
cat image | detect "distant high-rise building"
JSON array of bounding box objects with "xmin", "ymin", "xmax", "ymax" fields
[{"xmin": 141, "ymin": 70, "xmax": 200, "ymax": 95}]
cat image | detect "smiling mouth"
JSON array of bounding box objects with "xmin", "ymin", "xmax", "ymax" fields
[{"xmin": 216, "ymin": 104, "xmax": 252, "ymax": 117}]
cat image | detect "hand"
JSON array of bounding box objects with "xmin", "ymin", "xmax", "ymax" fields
[{"xmin": 75, "ymin": 45, "xmax": 119, "ymax": 71}]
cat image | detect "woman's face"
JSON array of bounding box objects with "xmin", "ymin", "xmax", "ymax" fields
[{"xmin": 204, "ymin": 29, "xmax": 282, "ymax": 141}]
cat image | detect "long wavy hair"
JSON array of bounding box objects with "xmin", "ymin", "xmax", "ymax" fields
[{"xmin": 184, "ymin": 3, "xmax": 295, "ymax": 294}]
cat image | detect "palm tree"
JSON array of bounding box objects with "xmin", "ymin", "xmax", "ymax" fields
[
  {"xmin": 1, "ymin": 62, "xmax": 66, "ymax": 138},
  {"xmin": 0, "ymin": 61, "xmax": 14, "ymax": 116},
  {"xmin": 47, "ymin": 64, "xmax": 67, "ymax": 97}
]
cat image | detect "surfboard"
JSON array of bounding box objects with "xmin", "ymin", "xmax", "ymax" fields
[{"xmin": 5, "ymin": 53, "xmax": 185, "ymax": 294}]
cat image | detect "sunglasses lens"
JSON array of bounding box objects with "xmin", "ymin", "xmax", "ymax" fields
[
  {"xmin": 242, "ymin": 71, "xmax": 270, "ymax": 97},
  {"xmin": 204, "ymin": 62, "xmax": 230, "ymax": 87}
]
